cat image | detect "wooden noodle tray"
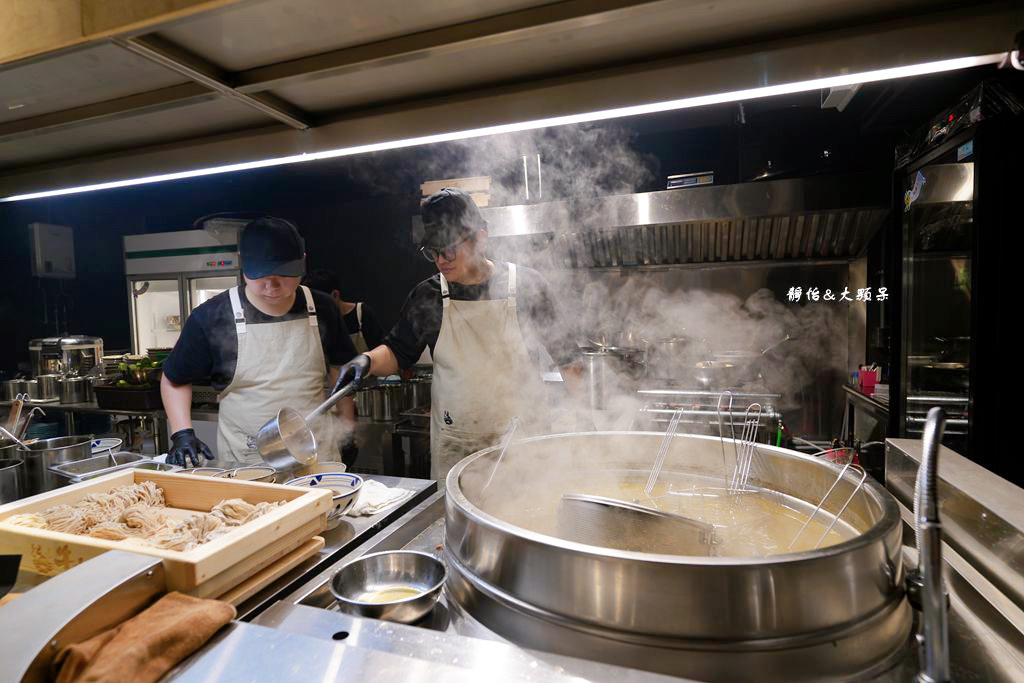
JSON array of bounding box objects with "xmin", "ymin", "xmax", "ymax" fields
[{"xmin": 0, "ymin": 470, "xmax": 332, "ymax": 597}]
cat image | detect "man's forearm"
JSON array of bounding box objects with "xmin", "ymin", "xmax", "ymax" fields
[
  {"xmin": 160, "ymin": 374, "xmax": 194, "ymax": 434},
  {"xmin": 365, "ymin": 344, "xmax": 400, "ymax": 377}
]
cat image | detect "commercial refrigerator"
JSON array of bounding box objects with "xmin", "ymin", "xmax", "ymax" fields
[
  {"xmin": 123, "ymin": 228, "xmax": 241, "ymax": 355},
  {"xmin": 893, "ymin": 80, "xmax": 1023, "ymax": 484}
]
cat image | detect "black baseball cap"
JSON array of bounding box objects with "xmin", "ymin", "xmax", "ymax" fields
[
  {"xmin": 239, "ymin": 216, "xmax": 306, "ymax": 279},
  {"xmin": 420, "ymin": 188, "xmax": 486, "ymax": 247}
]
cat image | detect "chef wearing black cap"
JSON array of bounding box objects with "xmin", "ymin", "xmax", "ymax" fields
[
  {"xmin": 161, "ymin": 216, "xmax": 357, "ymax": 466},
  {"xmin": 333, "ymin": 188, "xmax": 579, "ymax": 480}
]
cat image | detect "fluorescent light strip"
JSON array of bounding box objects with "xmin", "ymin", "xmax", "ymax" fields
[{"xmin": 1, "ymin": 53, "xmax": 1004, "ymax": 203}]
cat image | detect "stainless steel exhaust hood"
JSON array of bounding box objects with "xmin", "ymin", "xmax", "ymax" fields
[{"xmin": 480, "ymin": 172, "xmax": 889, "ymax": 267}]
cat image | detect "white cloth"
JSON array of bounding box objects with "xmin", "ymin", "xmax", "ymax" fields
[
  {"xmin": 429, "ymin": 263, "xmax": 548, "ymax": 481},
  {"xmin": 346, "ymin": 479, "xmax": 414, "ymax": 516},
  {"xmin": 217, "ymin": 285, "xmax": 327, "ymax": 465}
]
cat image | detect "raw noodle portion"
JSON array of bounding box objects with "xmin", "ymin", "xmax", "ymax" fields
[{"xmin": 5, "ymin": 482, "xmax": 281, "ymax": 551}]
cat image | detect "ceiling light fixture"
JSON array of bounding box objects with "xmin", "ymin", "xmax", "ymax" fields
[{"xmin": 1, "ymin": 53, "xmax": 1004, "ymax": 203}]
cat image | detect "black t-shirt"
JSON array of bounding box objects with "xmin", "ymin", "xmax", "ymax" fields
[
  {"xmin": 343, "ymin": 303, "xmax": 385, "ymax": 350},
  {"xmin": 163, "ymin": 286, "xmax": 357, "ymax": 391},
  {"xmin": 383, "ymin": 262, "xmax": 578, "ymax": 370}
]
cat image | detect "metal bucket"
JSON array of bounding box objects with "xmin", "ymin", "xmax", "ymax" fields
[
  {"xmin": 408, "ymin": 377, "xmax": 431, "ymax": 408},
  {"xmin": 354, "ymin": 389, "xmax": 373, "ymax": 417},
  {"xmin": 16, "ymin": 435, "xmax": 95, "ymax": 494},
  {"xmin": 58, "ymin": 377, "xmax": 91, "ymax": 404},
  {"xmin": 0, "ymin": 458, "xmax": 23, "ymax": 503},
  {"xmin": 35, "ymin": 374, "xmax": 61, "ymax": 400},
  {"xmin": 2, "ymin": 380, "xmax": 24, "ymax": 401},
  {"xmin": 445, "ymin": 432, "xmax": 909, "ymax": 682},
  {"xmin": 370, "ymin": 384, "xmax": 403, "ymax": 421}
]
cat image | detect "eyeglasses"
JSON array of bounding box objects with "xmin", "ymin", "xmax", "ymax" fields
[{"xmin": 419, "ymin": 234, "xmax": 471, "ymax": 263}]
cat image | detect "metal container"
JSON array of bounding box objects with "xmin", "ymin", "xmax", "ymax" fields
[
  {"xmin": 370, "ymin": 384, "xmax": 403, "ymax": 422},
  {"xmin": 21, "ymin": 380, "xmax": 40, "ymax": 400},
  {"xmin": 445, "ymin": 432, "xmax": 909, "ymax": 682},
  {"xmin": 2, "ymin": 380, "xmax": 24, "ymax": 401},
  {"xmin": 407, "ymin": 377, "xmax": 431, "ymax": 408},
  {"xmin": 35, "ymin": 374, "xmax": 61, "ymax": 400},
  {"xmin": 580, "ymin": 349, "xmax": 622, "ymax": 410},
  {"xmin": 16, "ymin": 435, "xmax": 95, "ymax": 494},
  {"xmin": 29, "ymin": 336, "xmax": 104, "ymax": 377},
  {"xmin": 354, "ymin": 389, "xmax": 373, "ymax": 417},
  {"xmin": 58, "ymin": 377, "xmax": 92, "ymax": 404},
  {"xmin": 712, "ymin": 349, "xmax": 763, "ymax": 384},
  {"xmin": 330, "ymin": 550, "xmax": 446, "ymax": 623},
  {"xmin": 644, "ymin": 336, "xmax": 697, "ymax": 381},
  {"xmin": 48, "ymin": 451, "xmax": 150, "ymax": 485},
  {"xmin": 0, "ymin": 458, "xmax": 23, "ymax": 503}
]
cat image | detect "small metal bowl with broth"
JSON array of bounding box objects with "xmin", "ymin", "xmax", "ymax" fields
[
  {"xmin": 330, "ymin": 551, "xmax": 446, "ymax": 623},
  {"xmin": 284, "ymin": 472, "xmax": 362, "ymax": 519}
]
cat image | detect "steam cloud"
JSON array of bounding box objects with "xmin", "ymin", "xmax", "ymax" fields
[{"xmin": 320, "ymin": 119, "xmax": 851, "ymax": 459}]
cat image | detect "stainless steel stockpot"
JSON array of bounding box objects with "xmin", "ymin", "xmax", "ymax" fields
[
  {"xmin": 16, "ymin": 435, "xmax": 95, "ymax": 494},
  {"xmin": 445, "ymin": 431, "xmax": 909, "ymax": 682}
]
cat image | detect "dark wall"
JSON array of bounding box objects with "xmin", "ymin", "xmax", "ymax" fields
[{"xmin": 0, "ymin": 165, "xmax": 435, "ymax": 374}]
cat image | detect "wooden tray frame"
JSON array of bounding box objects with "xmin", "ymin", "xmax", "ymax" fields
[{"xmin": 0, "ymin": 469, "xmax": 332, "ymax": 594}]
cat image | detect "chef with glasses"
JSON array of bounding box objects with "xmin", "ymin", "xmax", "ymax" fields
[{"xmin": 333, "ymin": 188, "xmax": 579, "ymax": 481}]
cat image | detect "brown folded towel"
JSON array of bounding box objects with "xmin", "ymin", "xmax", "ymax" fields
[{"xmin": 53, "ymin": 591, "xmax": 236, "ymax": 683}]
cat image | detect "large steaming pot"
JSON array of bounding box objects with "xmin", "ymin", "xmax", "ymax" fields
[{"xmin": 445, "ymin": 432, "xmax": 909, "ymax": 681}]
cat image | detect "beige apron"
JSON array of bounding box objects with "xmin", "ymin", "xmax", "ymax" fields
[
  {"xmin": 429, "ymin": 263, "xmax": 548, "ymax": 481},
  {"xmin": 349, "ymin": 302, "xmax": 369, "ymax": 353},
  {"xmin": 218, "ymin": 285, "xmax": 327, "ymax": 465}
]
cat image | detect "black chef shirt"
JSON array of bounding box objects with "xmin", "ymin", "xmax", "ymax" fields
[
  {"xmin": 343, "ymin": 303, "xmax": 385, "ymax": 350},
  {"xmin": 383, "ymin": 262, "xmax": 578, "ymax": 370},
  {"xmin": 163, "ymin": 286, "xmax": 357, "ymax": 391}
]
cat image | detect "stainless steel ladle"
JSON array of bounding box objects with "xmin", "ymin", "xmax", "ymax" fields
[{"xmin": 250, "ymin": 381, "xmax": 358, "ymax": 471}]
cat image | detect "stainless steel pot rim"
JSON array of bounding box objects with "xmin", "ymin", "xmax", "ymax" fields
[
  {"xmin": 15, "ymin": 435, "xmax": 94, "ymax": 453},
  {"xmin": 331, "ymin": 550, "xmax": 447, "ymax": 605},
  {"xmin": 446, "ymin": 431, "xmax": 900, "ymax": 567}
]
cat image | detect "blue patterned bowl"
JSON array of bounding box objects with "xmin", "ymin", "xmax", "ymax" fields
[{"xmin": 285, "ymin": 472, "xmax": 363, "ymax": 518}]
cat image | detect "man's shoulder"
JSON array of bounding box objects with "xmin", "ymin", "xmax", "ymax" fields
[
  {"xmin": 188, "ymin": 289, "xmax": 233, "ymax": 328},
  {"xmin": 410, "ymin": 274, "xmax": 441, "ymax": 298}
]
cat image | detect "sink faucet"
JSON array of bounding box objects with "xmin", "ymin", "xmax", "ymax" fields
[{"xmin": 912, "ymin": 407, "xmax": 950, "ymax": 683}]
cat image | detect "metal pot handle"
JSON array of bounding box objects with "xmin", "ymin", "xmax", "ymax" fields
[{"xmin": 306, "ymin": 380, "xmax": 358, "ymax": 422}]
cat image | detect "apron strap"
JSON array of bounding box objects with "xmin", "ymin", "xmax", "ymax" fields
[
  {"xmin": 507, "ymin": 262, "xmax": 517, "ymax": 308},
  {"xmin": 355, "ymin": 302, "xmax": 363, "ymax": 330},
  {"xmin": 300, "ymin": 285, "xmax": 319, "ymax": 328},
  {"xmin": 228, "ymin": 286, "xmax": 246, "ymax": 334},
  {"xmin": 439, "ymin": 273, "xmax": 451, "ymax": 309}
]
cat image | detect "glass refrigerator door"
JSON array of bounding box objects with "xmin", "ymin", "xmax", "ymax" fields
[
  {"xmin": 188, "ymin": 275, "xmax": 237, "ymax": 313},
  {"xmin": 130, "ymin": 278, "xmax": 185, "ymax": 354},
  {"xmin": 901, "ymin": 162, "xmax": 973, "ymax": 452}
]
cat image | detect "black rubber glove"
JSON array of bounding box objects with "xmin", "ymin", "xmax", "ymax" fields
[
  {"xmin": 332, "ymin": 353, "xmax": 372, "ymax": 395},
  {"xmin": 340, "ymin": 436, "xmax": 359, "ymax": 468},
  {"xmin": 167, "ymin": 428, "xmax": 215, "ymax": 467}
]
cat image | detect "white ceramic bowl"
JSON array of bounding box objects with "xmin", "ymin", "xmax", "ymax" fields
[
  {"xmin": 285, "ymin": 472, "xmax": 363, "ymax": 518},
  {"xmin": 91, "ymin": 437, "xmax": 124, "ymax": 454}
]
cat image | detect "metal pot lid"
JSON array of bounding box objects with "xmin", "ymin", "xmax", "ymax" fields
[{"xmin": 29, "ymin": 336, "xmax": 102, "ymax": 349}]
